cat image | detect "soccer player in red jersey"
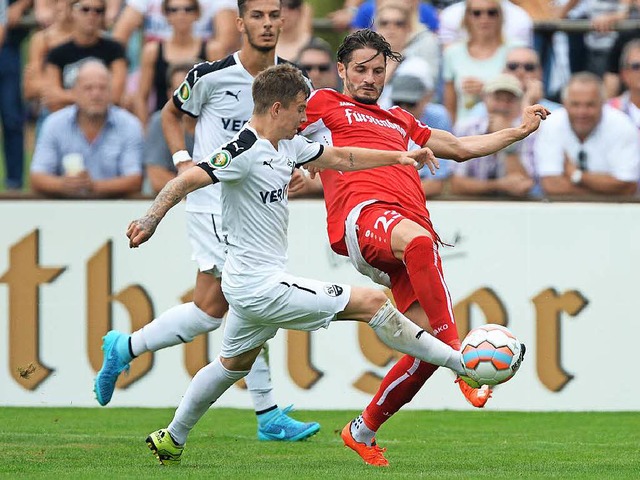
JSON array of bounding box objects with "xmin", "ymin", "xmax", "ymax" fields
[{"xmin": 300, "ymin": 29, "xmax": 549, "ymax": 467}]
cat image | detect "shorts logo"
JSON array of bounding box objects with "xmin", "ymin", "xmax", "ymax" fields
[
  {"xmin": 177, "ymin": 82, "xmax": 191, "ymax": 102},
  {"xmin": 324, "ymin": 284, "xmax": 343, "ymax": 297},
  {"xmin": 209, "ymin": 150, "xmax": 231, "ymax": 169}
]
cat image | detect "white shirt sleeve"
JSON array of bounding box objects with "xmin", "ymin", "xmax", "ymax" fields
[
  {"xmin": 292, "ymin": 135, "xmax": 324, "ymax": 167},
  {"xmin": 199, "ymin": 147, "xmax": 251, "ymax": 184},
  {"xmin": 173, "ymin": 62, "xmax": 214, "ymax": 117}
]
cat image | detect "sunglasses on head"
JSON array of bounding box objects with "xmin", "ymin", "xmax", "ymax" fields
[
  {"xmin": 469, "ymin": 8, "xmax": 500, "ymax": 18},
  {"xmin": 166, "ymin": 5, "xmax": 197, "ymax": 13},
  {"xmin": 378, "ymin": 19, "xmax": 408, "ymax": 28},
  {"xmin": 75, "ymin": 4, "xmax": 105, "ymax": 14},
  {"xmin": 301, "ymin": 63, "xmax": 331, "ymax": 73},
  {"xmin": 506, "ymin": 61, "xmax": 538, "ymax": 72},
  {"xmin": 625, "ymin": 61, "xmax": 640, "ymax": 71}
]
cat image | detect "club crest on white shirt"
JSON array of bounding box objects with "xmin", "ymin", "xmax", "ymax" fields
[
  {"xmin": 177, "ymin": 82, "xmax": 191, "ymax": 103},
  {"xmin": 209, "ymin": 150, "xmax": 231, "ymax": 169},
  {"xmin": 324, "ymin": 284, "xmax": 344, "ymax": 297}
]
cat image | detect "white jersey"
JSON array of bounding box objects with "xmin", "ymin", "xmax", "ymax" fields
[
  {"xmin": 196, "ymin": 124, "xmax": 323, "ymax": 292},
  {"xmin": 172, "ymin": 52, "xmax": 293, "ymax": 214}
]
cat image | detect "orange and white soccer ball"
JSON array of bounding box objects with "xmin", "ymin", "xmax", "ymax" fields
[{"xmin": 459, "ymin": 324, "xmax": 525, "ymax": 388}]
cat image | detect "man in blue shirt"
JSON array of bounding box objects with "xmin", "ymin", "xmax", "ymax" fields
[{"xmin": 30, "ymin": 60, "xmax": 143, "ymax": 198}]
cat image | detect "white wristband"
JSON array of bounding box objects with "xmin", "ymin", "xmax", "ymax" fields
[{"xmin": 172, "ymin": 150, "xmax": 192, "ymax": 166}]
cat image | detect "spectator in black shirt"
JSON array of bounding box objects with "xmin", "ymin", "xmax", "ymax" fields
[{"xmin": 44, "ymin": 0, "xmax": 126, "ymax": 112}]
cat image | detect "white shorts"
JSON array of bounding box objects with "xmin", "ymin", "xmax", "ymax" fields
[
  {"xmin": 186, "ymin": 211, "xmax": 227, "ymax": 277},
  {"xmin": 220, "ymin": 272, "xmax": 351, "ymax": 357}
]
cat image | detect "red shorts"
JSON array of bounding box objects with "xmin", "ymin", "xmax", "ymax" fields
[{"xmin": 356, "ymin": 203, "xmax": 437, "ymax": 313}]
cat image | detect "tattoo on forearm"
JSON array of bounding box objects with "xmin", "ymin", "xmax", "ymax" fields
[
  {"xmin": 349, "ymin": 152, "xmax": 355, "ymax": 169},
  {"xmin": 146, "ymin": 177, "xmax": 189, "ymax": 222}
]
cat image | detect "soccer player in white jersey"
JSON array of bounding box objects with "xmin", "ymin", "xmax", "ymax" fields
[
  {"xmin": 126, "ymin": 64, "xmax": 469, "ymax": 466},
  {"xmin": 94, "ymin": 0, "xmax": 320, "ymax": 442}
]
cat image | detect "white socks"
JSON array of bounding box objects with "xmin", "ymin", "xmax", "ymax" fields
[
  {"xmin": 350, "ymin": 415, "xmax": 376, "ymax": 446},
  {"xmin": 128, "ymin": 301, "xmax": 277, "ymax": 415},
  {"xmin": 130, "ymin": 302, "xmax": 223, "ymax": 356},
  {"xmin": 244, "ymin": 346, "xmax": 276, "ymax": 412},
  {"xmin": 369, "ymin": 300, "xmax": 464, "ymax": 376},
  {"xmin": 168, "ymin": 357, "xmax": 249, "ymax": 445}
]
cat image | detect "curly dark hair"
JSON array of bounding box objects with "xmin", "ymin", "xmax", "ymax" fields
[{"xmin": 336, "ymin": 29, "xmax": 403, "ymax": 66}]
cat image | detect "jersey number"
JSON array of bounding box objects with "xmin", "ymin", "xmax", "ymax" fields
[{"xmin": 373, "ymin": 210, "xmax": 401, "ymax": 233}]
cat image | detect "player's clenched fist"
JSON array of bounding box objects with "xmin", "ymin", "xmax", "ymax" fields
[
  {"xmin": 126, "ymin": 216, "xmax": 159, "ymax": 248},
  {"xmin": 521, "ymin": 104, "xmax": 551, "ymax": 136}
]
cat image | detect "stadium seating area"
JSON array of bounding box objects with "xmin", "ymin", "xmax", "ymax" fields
[{"xmin": 1, "ymin": 0, "xmax": 640, "ymax": 200}]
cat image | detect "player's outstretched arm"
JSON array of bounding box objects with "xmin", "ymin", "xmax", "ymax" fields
[
  {"xmin": 427, "ymin": 104, "xmax": 551, "ymax": 163},
  {"xmin": 127, "ymin": 167, "xmax": 212, "ymax": 248},
  {"xmin": 311, "ymin": 145, "xmax": 438, "ymax": 174}
]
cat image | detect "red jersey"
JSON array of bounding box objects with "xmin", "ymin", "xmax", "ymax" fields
[{"xmin": 300, "ymin": 88, "xmax": 433, "ymax": 255}]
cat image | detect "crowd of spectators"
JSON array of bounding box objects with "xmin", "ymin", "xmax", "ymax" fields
[{"xmin": 1, "ymin": 0, "xmax": 640, "ymax": 199}]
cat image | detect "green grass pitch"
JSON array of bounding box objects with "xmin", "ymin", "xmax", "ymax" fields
[{"xmin": 0, "ymin": 408, "xmax": 638, "ymax": 479}]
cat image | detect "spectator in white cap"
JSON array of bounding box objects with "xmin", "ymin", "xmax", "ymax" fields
[
  {"xmin": 382, "ymin": 57, "xmax": 454, "ymax": 198},
  {"xmin": 451, "ymin": 72, "xmax": 534, "ymax": 197}
]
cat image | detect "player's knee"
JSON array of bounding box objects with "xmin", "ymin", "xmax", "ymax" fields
[
  {"xmin": 365, "ymin": 289, "xmax": 390, "ymax": 318},
  {"xmin": 394, "ymin": 224, "xmax": 433, "ymax": 259},
  {"xmin": 194, "ymin": 296, "xmax": 227, "ymax": 318}
]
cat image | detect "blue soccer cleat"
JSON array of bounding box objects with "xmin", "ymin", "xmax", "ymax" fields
[
  {"xmin": 94, "ymin": 330, "xmax": 131, "ymax": 406},
  {"xmin": 257, "ymin": 405, "xmax": 320, "ymax": 441}
]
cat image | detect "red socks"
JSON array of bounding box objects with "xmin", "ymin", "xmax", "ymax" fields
[
  {"xmin": 362, "ymin": 235, "xmax": 461, "ymax": 432},
  {"xmin": 404, "ymin": 235, "xmax": 460, "ymax": 347},
  {"xmin": 362, "ymin": 355, "xmax": 438, "ymax": 431}
]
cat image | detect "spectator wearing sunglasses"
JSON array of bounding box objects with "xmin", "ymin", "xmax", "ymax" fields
[
  {"xmin": 451, "ymin": 73, "xmax": 534, "ymax": 198},
  {"xmin": 296, "ymin": 38, "xmax": 339, "ymax": 90},
  {"xmin": 439, "ymin": 0, "xmax": 532, "ymax": 48},
  {"xmin": 112, "ymin": 0, "xmax": 238, "ymax": 46},
  {"xmin": 373, "ymin": 1, "xmax": 439, "ymax": 87},
  {"xmin": 466, "ymin": 48, "xmax": 562, "ymax": 197},
  {"xmin": 44, "ymin": 0, "xmax": 127, "ymax": 112},
  {"xmin": 609, "ymin": 39, "xmax": 640, "ymax": 130},
  {"xmin": 604, "ymin": 20, "xmax": 640, "ymax": 98},
  {"xmin": 467, "ymin": 47, "xmax": 562, "ymax": 118},
  {"xmin": 134, "ymin": 0, "xmax": 219, "ymax": 125},
  {"xmin": 442, "ymin": 0, "xmax": 512, "ymax": 123},
  {"xmin": 349, "ymin": 0, "xmax": 439, "ymax": 33},
  {"xmin": 503, "ymin": 47, "xmax": 561, "ymax": 112},
  {"xmin": 535, "ymin": 72, "xmax": 640, "ymax": 197}
]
